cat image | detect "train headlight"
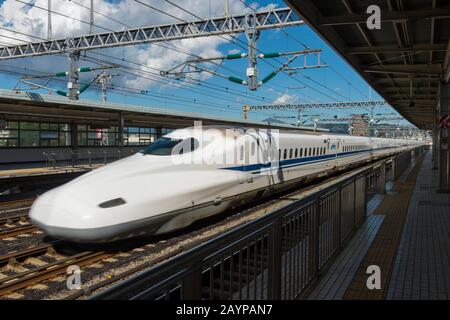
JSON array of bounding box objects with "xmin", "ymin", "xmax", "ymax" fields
[{"xmin": 98, "ymin": 198, "xmax": 127, "ymax": 208}]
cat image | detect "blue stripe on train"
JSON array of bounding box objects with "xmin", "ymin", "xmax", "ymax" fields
[{"xmin": 222, "ymin": 146, "xmax": 395, "ymax": 173}]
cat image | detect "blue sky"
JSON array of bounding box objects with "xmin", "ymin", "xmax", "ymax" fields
[{"xmin": 0, "ymin": 0, "xmax": 407, "ymax": 126}]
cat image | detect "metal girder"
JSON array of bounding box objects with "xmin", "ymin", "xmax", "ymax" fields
[
  {"xmin": 374, "ymin": 77, "xmax": 439, "ymax": 84},
  {"xmin": 0, "ymin": 8, "xmax": 303, "ymax": 60},
  {"xmin": 249, "ymin": 100, "xmax": 390, "ymax": 110},
  {"xmin": 443, "ymin": 38, "xmax": 450, "ymax": 82},
  {"xmin": 347, "ymin": 43, "xmax": 448, "ymax": 54},
  {"xmin": 321, "ymin": 8, "xmax": 450, "ymax": 26},
  {"xmin": 364, "ymin": 64, "xmax": 442, "ymax": 76},
  {"xmin": 316, "ymin": 116, "xmax": 403, "ymax": 123}
]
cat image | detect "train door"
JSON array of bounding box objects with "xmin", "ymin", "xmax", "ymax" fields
[
  {"xmin": 334, "ymin": 137, "xmax": 342, "ymax": 167},
  {"xmin": 264, "ymin": 130, "xmax": 280, "ymax": 187}
]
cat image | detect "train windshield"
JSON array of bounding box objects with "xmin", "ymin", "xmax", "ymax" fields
[{"xmin": 142, "ymin": 137, "xmax": 199, "ymax": 156}]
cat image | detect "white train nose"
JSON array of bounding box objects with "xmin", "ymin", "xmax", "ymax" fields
[{"xmin": 29, "ymin": 188, "xmax": 100, "ymax": 240}]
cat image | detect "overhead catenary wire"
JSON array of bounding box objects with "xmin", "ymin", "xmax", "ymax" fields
[
  {"xmin": 157, "ymin": 0, "xmax": 344, "ymax": 102},
  {"xmin": 8, "ymin": 0, "xmax": 277, "ymax": 113},
  {"xmin": 236, "ymin": 0, "xmax": 369, "ymax": 101},
  {"xmin": 65, "ymin": 0, "xmax": 273, "ymax": 103},
  {"xmin": 9, "ymin": 0, "xmax": 342, "ymax": 103},
  {"xmin": 0, "ymin": 62, "xmax": 248, "ymax": 115},
  {"xmin": 8, "ymin": 0, "xmax": 328, "ymax": 105},
  {"xmin": 4, "ymin": 0, "xmax": 332, "ymax": 117}
]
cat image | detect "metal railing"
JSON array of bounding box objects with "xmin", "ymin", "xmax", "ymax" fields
[
  {"xmin": 43, "ymin": 149, "xmax": 138, "ymax": 169},
  {"xmin": 91, "ymin": 147, "xmax": 423, "ymax": 300}
]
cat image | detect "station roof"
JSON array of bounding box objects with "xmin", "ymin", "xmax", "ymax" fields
[
  {"xmin": 287, "ymin": 0, "xmax": 450, "ymax": 130},
  {"xmin": 0, "ymin": 89, "xmax": 327, "ymax": 132}
]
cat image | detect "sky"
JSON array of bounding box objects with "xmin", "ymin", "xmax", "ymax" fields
[{"xmin": 0, "ymin": 0, "xmax": 409, "ymax": 127}]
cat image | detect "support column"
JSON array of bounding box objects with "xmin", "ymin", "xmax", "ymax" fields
[
  {"xmin": 118, "ymin": 113, "xmax": 124, "ymax": 149},
  {"xmin": 391, "ymin": 157, "xmax": 397, "ymax": 181},
  {"xmin": 432, "ymin": 120, "xmax": 438, "ymax": 170},
  {"xmin": 379, "ymin": 163, "xmax": 386, "ymax": 194},
  {"xmin": 70, "ymin": 123, "xmax": 78, "ymax": 166},
  {"xmin": 156, "ymin": 127, "xmax": 162, "ymax": 139},
  {"xmin": 438, "ymin": 81, "xmax": 450, "ymax": 192}
]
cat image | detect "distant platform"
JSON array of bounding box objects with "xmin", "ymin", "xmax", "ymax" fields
[{"xmin": 0, "ymin": 164, "xmax": 101, "ymax": 180}]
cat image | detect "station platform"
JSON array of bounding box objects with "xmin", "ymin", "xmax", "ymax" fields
[
  {"xmin": 307, "ymin": 150, "xmax": 450, "ymax": 300},
  {"xmin": 0, "ymin": 164, "xmax": 102, "ymax": 180}
]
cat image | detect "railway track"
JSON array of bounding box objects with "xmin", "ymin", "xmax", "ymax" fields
[
  {"xmin": 0, "ymin": 198, "xmax": 35, "ymax": 211},
  {"xmin": 0, "ymin": 215, "xmax": 36, "ymax": 240},
  {"xmin": 0, "ymin": 247, "xmax": 111, "ymax": 297}
]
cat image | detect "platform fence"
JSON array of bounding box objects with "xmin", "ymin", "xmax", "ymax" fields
[{"xmin": 42, "ymin": 149, "xmax": 139, "ymax": 168}]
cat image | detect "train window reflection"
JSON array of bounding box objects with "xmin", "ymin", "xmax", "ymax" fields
[{"xmin": 142, "ymin": 137, "xmax": 199, "ymax": 156}]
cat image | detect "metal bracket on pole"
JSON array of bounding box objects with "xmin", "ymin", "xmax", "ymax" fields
[
  {"xmin": 67, "ymin": 50, "xmax": 81, "ymax": 100},
  {"xmin": 245, "ymin": 13, "xmax": 260, "ymax": 91}
]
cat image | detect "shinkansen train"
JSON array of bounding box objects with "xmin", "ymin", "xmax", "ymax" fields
[{"xmin": 30, "ymin": 126, "xmax": 424, "ymax": 242}]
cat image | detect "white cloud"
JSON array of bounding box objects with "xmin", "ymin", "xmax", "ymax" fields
[
  {"xmin": 228, "ymin": 48, "xmax": 241, "ymax": 55},
  {"xmin": 0, "ymin": 0, "xmax": 266, "ymax": 90},
  {"xmin": 273, "ymin": 92, "xmax": 298, "ymax": 104}
]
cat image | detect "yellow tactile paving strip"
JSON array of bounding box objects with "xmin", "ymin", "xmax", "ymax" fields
[{"xmin": 342, "ymin": 153, "xmax": 425, "ymax": 300}]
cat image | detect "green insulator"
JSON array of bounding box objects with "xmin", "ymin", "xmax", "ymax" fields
[
  {"xmin": 56, "ymin": 90, "xmax": 67, "ymax": 97},
  {"xmin": 78, "ymin": 67, "xmax": 92, "ymax": 73},
  {"xmin": 228, "ymin": 76, "xmax": 246, "ymax": 84},
  {"xmin": 55, "ymin": 72, "xmax": 68, "ymax": 77},
  {"xmin": 79, "ymin": 83, "xmax": 90, "ymax": 93},
  {"xmin": 260, "ymin": 52, "xmax": 281, "ymax": 58},
  {"xmin": 261, "ymin": 71, "xmax": 277, "ymax": 84},
  {"xmin": 226, "ymin": 53, "xmax": 245, "ymax": 60}
]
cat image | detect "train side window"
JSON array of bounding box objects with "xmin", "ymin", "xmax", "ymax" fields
[
  {"xmin": 278, "ymin": 149, "xmax": 281, "ymax": 160},
  {"xmin": 309, "ymin": 148, "xmax": 312, "ymax": 156},
  {"xmin": 313, "ymin": 148, "xmax": 316, "ymax": 156},
  {"xmin": 289, "ymin": 149, "xmax": 293, "ymax": 159},
  {"xmin": 295, "ymin": 148, "xmax": 298, "ymax": 158},
  {"xmin": 283, "ymin": 149, "xmax": 287, "ymax": 160},
  {"xmin": 300, "ymin": 148, "xmax": 303, "ymax": 157}
]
